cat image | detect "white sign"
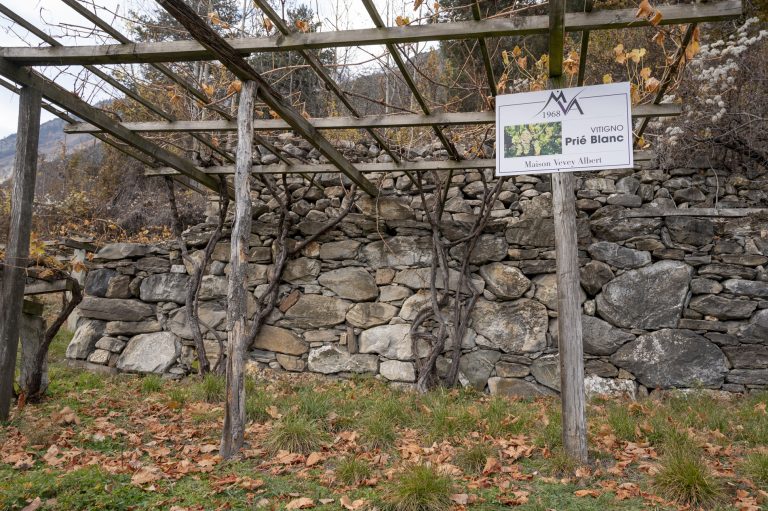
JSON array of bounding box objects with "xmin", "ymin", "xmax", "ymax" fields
[{"xmin": 495, "ymin": 82, "xmax": 633, "ymax": 176}]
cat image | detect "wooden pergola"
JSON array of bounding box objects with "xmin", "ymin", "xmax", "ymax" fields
[{"xmin": 0, "ymin": 0, "xmax": 743, "ymax": 460}]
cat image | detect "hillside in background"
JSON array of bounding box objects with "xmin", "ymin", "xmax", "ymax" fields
[{"xmin": 0, "ymin": 117, "xmax": 94, "ymax": 182}]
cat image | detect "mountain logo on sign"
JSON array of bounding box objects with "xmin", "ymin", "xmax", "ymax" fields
[{"xmin": 536, "ymin": 90, "xmax": 584, "ymax": 116}]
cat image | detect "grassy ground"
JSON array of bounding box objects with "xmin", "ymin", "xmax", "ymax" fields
[{"xmin": 1, "ymin": 331, "xmax": 766, "ymax": 511}]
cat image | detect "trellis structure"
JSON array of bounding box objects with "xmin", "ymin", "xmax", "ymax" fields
[{"xmin": 0, "ymin": 0, "xmax": 744, "ymax": 461}]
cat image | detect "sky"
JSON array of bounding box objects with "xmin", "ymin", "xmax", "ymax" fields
[{"xmin": 0, "ymin": 0, "xmax": 419, "ymax": 138}]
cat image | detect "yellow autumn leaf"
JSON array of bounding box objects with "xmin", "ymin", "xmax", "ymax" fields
[
  {"xmin": 202, "ymin": 83, "xmax": 215, "ymax": 96},
  {"xmin": 512, "ymin": 45, "xmax": 522, "ymax": 57},
  {"xmin": 652, "ymin": 31, "xmax": 665, "ymax": 46},
  {"xmin": 517, "ymin": 56, "xmax": 527, "ymax": 70},
  {"xmin": 263, "ymin": 17, "xmax": 273, "ymax": 33},
  {"xmin": 649, "ymin": 10, "xmax": 663, "ymax": 26},
  {"xmin": 295, "ymin": 19, "xmax": 309, "ymax": 32},
  {"xmin": 226, "ymin": 80, "xmax": 242, "ymax": 95},
  {"xmin": 613, "ymin": 44, "xmax": 626, "ymax": 64},
  {"xmin": 395, "ymin": 15, "xmax": 410, "ymax": 26},
  {"xmin": 501, "ymin": 50, "xmax": 509, "ymax": 66},
  {"xmin": 635, "ymin": 0, "xmax": 653, "ymax": 18},
  {"xmin": 639, "ymin": 67, "xmax": 652, "ymax": 80},
  {"xmin": 414, "ymin": 0, "xmax": 424, "ymax": 9},
  {"xmin": 645, "ymin": 77, "xmax": 661, "ymax": 92},
  {"xmin": 603, "ymin": 73, "xmax": 613, "ymax": 84}
]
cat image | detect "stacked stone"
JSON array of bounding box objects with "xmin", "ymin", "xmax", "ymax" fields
[{"xmin": 66, "ymin": 140, "xmax": 768, "ymax": 396}]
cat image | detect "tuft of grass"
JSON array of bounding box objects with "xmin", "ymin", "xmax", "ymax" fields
[
  {"xmin": 166, "ymin": 387, "xmax": 188, "ymax": 407},
  {"xmin": 246, "ymin": 389, "xmax": 272, "ymax": 423},
  {"xmin": 267, "ymin": 413, "xmax": 326, "ymax": 454},
  {"xmin": 606, "ymin": 403, "xmax": 639, "ymax": 442},
  {"xmin": 536, "ymin": 408, "xmax": 562, "ymax": 449},
  {"xmin": 418, "ymin": 390, "xmax": 476, "ymax": 442},
  {"xmin": 362, "ymin": 414, "xmax": 397, "ymax": 449},
  {"xmin": 335, "ymin": 456, "xmax": 372, "ymax": 486},
  {"xmin": 743, "ymin": 452, "xmax": 768, "ymax": 486},
  {"xmin": 140, "ymin": 374, "xmax": 163, "ymax": 394},
  {"xmin": 295, "ymin": 387, "xmax": 332, "ymax": 422},
  {"xmin": 653, "ymin": 444, "xmax": 723, "ymax": 508},
  {"xmin": 381, "ymin": 464, "xmax": 454, "ymax": 511},
  {"xmin": 541, "ymin": 447, "xmax": 579, "ymax": 476},
  {"xmin": 194, "ymin": 373, "xmax": 225, "ymax": 403},
  {"xmin": 455, "ymin": 443, "xmax": 493, "ymax": 474},
  {"xmin": 481, "ymin": 396, "xmax": 534, "ymax": 437}
]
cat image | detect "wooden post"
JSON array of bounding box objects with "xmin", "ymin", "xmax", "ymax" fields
[
  {"xmin": 0, "ymin": 86, "xmax": 41, "ymax": 420},
  {"xmin": 549, "ymin": 1, "xmax": 588, "ymax": 464},
  {"xmin": 221, "ymin": 80, "xmax": 255, "ymax": 459}
]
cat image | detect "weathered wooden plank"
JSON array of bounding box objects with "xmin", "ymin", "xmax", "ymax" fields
[
  {"xmin": 156, "ymin": 0, "xmax": 377, "ymax": 197},
  {"xmin": 472, "ymin": 1, "xmax": 497, "ymax": 97},
  {"xmin": 221, "ymin": 80, "xmax": 255, "ymax": 459},
  {"xmin": 24, "ymin": 279, "xmax": 73, "ymax": 296},
  {"xmin": 1, "ymin": 1, "xmax": 740, "ymax": 66},
  {"xmin": 0, "ymin": 57, "xmax": 223, "ymax": 193},
  {"xmin": 65, "ymin": 104, "xmax": 681, "ymax": 134},
  {"xmin": 0, "ymin": 86, "xmax": 41, "ymax": 420},
  {"xmin": 146, "ymin": 150, "xmax": 655, "ymax": 176},
  {"xmin": 576, "ymin": 0, "xmax": 594, "ymax": 86},
  {"xmin": 0, "ymin": 3, "xmax": 233, "ymax": 164}
]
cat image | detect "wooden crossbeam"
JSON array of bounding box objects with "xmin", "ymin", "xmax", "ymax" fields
[
  {"xmin": 576, "ymin": 1, "xmax": 594, "ymax": 86},
  {"xmin": 145, "ymin": 150, "xmax": 655, "ymax": 176},
  {"xmin": 155, "ymin": 0, "xmax": 377, "ymax": 196},
  {"xmin": 0, "ymin": 57, "xmax": 223, "ymax": 193},
  {"xmin": 0, "ymin": 3, "xmax": 233, "ymax": 164},
  {"xmin": 0, "ymin": 2, "xmax": 741, "ymax": 66},
  {"xmin": 65, "ymin": 103, "xmax": 681, "ymax": 134},
  {"xmin": 24, "ymin": 279, "xmax": 73, "ymax": 296}
]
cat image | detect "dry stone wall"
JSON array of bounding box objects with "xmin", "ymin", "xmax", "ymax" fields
[{"xmin": 66, "ymin": 140, "xmax": 768, "ymax": 397}]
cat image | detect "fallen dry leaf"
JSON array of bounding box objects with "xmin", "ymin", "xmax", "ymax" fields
[
  {"xmin": 306, "ymin": 452, "xmax": 323, "ymax": 467},
  {"xmin": 21, "ymin": 497, "xmax": 42, "ymax": 511},
  {"xmin": 285, "ymin": 497, "xmax": 314, "ymax": 509},
  {"xmin": 340, "ymin": 495, "xmax": 367, "ymax": 510}
]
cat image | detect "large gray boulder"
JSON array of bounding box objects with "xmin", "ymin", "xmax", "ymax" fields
[
  {"xmin": 579, "ymin": 260, "xmax": 614, "ymax": 296},
  {"xmin": 393, "ymin": 267, "xmax": 485, "ymax": 293},
  {"xmin": 359, "ymin": 324, "xmax": 413, "ymax": 360},
  {"xmin": 723, "ymin": 279, "xmax": 768, "ymax": 298},
  {"xmin": 665, "ymin": 217, "xmax": 714, "ymax": 246},
  {"xmin": 280, "ymin": 294, "xmax": 351, "ymax": 328},
  {"xmin": 318, "ymin": 267, "xmax": 378, "ymax": 301},
  {"xmin": 459, "ymin": 350, "xmax": 502, "ymax": 390},
  {"xmin": 611, "ymin": 329, "xmax": 728, "ymax": 389},
  {"xmin": 66, "ymin": 319, "xmax": 106, "ymax": 359},
  {"xmin": 252, "ymin": 325, "xmax": 308, "ymax": 356},
  {"xmin": 346, "ymin": 302, "xmax": 398, "ymax": 328},
  {"xmin": 587, "ymin": 241, "xmax": 651, "ymax": 269},
  {"xmin": 319, "ymin": 240, "xmax": 361, "ymax": 260},
  {"xmin": 582, "ymin": 315, "xmax": 635, "ymax": 355},
  {"xmin": 307, "ymin": 345, "xmax": 378, "ymax": 374},
  {"xmin": 689, "ymin": 295, "xmax": 757, "ymax": 320},
  {"xmin": 379, "ymin": 360, "xmax": 417, "ymax": 382},
  {"xmin": 530, "ymin": 355, "xmax": 560, "ymax": 391},
  {"xmin": 140, "ymin": 273, "xmax": 189, "ymax": 304},
  {"xmin": 590, "ymin": 213, "xmax": 662, "ymax": 242},
  {"xmin": 78, "ymin": 296, "xmax": 155, "ymax": 322},
  {"xmin": 95, "ymin": 243, "xmax": 152, "ymax": 260},
  {"xmin": 363, "ymin": 236, "xmax": 432, "ymax": 268},
  {"xmin": 449, "ymin": 234, "xmax": 508, "ymax": 265},
  {"xmin": 505, "ymin": 217, "xmax": 555, "ymax": 247},
  {"xmin": 596, "ymin": 261, "xmax": 693, "ymax": 329},
  {"xmin": 84, "ymin": 269, "xmax": 117, "ymax": 297},
  {"xmin": 282, "ymin": 257, "xmax": 321, "ymax": 284},
  {"xmin": 487, "ymin": 377, "xmax": 556, "ymax": 398},
  {"xmin": 471, "ymin": 299, "xmax": 548, "ymax": 353},
  {"xmin": 116, "ymin": 332, "xmax": 181, "ymax": 374},
  {"xmin": 533, "ymin": 273, "xmax": 586, "ymax": 310},
  {"xmin": 479, "ymin": 263, "xmax": 531, "ymax": 299}
]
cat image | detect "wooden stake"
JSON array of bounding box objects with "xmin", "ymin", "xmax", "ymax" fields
[
  {"xmin": 552, "ymin": 171, "xmax": 588, "ymax": 464},
  {"xmin": 0, "ymin": 86, "xmax": 41, "ymax": 420},
  {"xmin": 220, "ymin": 80, "xmax": 255, "ymax": 458}
]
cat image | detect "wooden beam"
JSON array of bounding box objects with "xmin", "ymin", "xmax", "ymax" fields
[
  {"xmin": 146, "ymin": 150, "xmax": 655, "ymax": 176},
  {"xmin": 155, "ymin": 0, "xmax": 378, "ymax": 196},
  {"xmin": 576, "ymin": 0, "xmax": 594, "ymax": 86},
  {"xmin": 0, "ymin": 86, "xmax": 41, "ymax": 420},
  {"xmin": 549, "ymin": 1, "xmax": 588, "ymax": 464},
  {"xmin": 221, "ymin": 80, "xmax": 255, "ymax": 459},
  {"xmin": 1, "ymin": 1, "xmax": 741, "ymax": 66},
  {"xmin": 0, "ymin": 3, "xmax": 234, "ymax": 164},
  {"xmin": 65, "ymin": 103, "xmax": 681, "ymax": 134},
  {"xmin": 24, "ymin": 279, "xmax": 73, "ymax": 296},
  {"xmin": 472, "ymin": 1, "xmax": 497, "ymax": 97},
  {"xmin": 0, "ymin": 57, "xmax": 223, "ymax": 194}
]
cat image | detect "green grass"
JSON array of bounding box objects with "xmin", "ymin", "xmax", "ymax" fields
[
  {"xmin": 267, "ymin": 413, "xmax": 327, "ymax": 454},
  {"xmin": 606, "ymin": 403, "xmax": 639, "ymax": 442},
  {"xmin": 194, "ymin": 373, "xmax": 225, "ymax": 403},
  {"xmin": 335, "ymin": 456, "xmax": 372, "ymax": 485},
  {"xmin": 140, "ymin": 374, "xmax": 163, "ymax": 394},
  {"xmin": 481, "ymin": 396, "xmax": 535, "ymax": 437},
  {"xmin": 381, "ymin": 464, "xmax": 454, "ymax": 511},
  {"xmin": 245, "ymin": 388, "xmax": 273, "ymax": 423},
  {"xmin": 455, "ymin": 443, "xmax": 494, "ymax": 474},
  {"xmin": 653, "ymin": 443, "xmax": 723, "ymax": 508},
  {"xmin": 743, "ymin": 452, "xmax": 768, "ymax": 487},
  {"xmin": 362, "ymin": 413, "xmax": 397, "ymax": 449}
]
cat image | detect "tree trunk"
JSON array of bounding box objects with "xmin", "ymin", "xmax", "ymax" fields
[
  {"xmin": 0, "ymin": 86, "xmax": 41, "ymax": 420},
  {"xmin": 220, "ymin": 80, "xmax": 255, "ymax": 459}
]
